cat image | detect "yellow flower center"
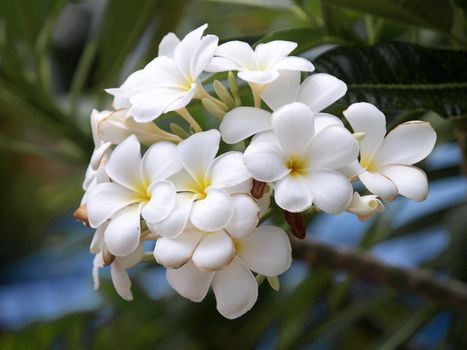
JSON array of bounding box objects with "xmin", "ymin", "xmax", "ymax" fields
[
  {"xmin": 135, "ymin": 180, "xmax": 151, "ymax": 203},
  {"xmin": 360, "ymin": 157, "xmax": 377, "ymax": 172},
  {"xmin": 286, "ymin": 155, "xmax": 308, "ymax": 177},
  {"xmin": 189, "ymin": 175, "xmax": 211, "ymax": 200},
  {"xmin": 234, "ymin": 239, "xmax": 242, "ymax": 253}
]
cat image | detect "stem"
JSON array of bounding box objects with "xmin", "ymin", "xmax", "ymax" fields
[
  {"xmin": 176, "ymin": 108, "xmax": 202, "ymax": 133},
  {"xmin": 249, "ymin": 83, "xmax": 264, "ymax": 108},
  {"xmin": 292, "ymin": 239, "xmax": 467, "ymax": 311}
]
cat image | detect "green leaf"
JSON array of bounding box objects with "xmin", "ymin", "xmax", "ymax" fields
[
  {"xmin": 325, "ymin": 0, "xmax": 455, "ymax": 33},
  {"xmin": 255, "ymin": 27, "xmax": 345, "ymax": 54},
  {"xmin": 313, "ymin": 42, "xmax": 467, "ymax": 118}
]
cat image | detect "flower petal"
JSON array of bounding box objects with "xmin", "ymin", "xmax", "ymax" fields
[
  {"xmin": 255, "ymin": 40, "xmax": 297, "ymax": 68},
  {"xmin": 220, "ymin": 107, "xmax": 272, "ymax": 144},
  {"xmin": 380, "ymin": 165, "xmax": 428, "ymax": 201},
  {"xmin": 141, "ymin": 180, "xmax": 176, "ymax": 223},
  {"xmin": 313, "ymin": 113, "xmax": 344, "ymax": 134},
  {"xmin": 166, "ymin": 260, "xmax": 214, "ymax": 302},
  {"xmin": 118, "ymin": 242, "xmax": 145, "ymax": 269},
  {"xmin": 358, "ymin": 170, "xmax": 398, "ymax": 201},
  {"xmin": 237, "ymin": 225, "xmax": 291, "ymax": 276},
  {"xmin": 191, "ymin": 35, "xmax": 219, "ymax": 78},
  {"xmin": 111, "ymin": 261, "xmax": 133, "ymax": 301},
  {"xmin": 273, "ymin": 56, "xmax": 314, "ymax": 72},
  {"xmin": 210, "ymin": 40, "xmax": 255, "ymax": 70},
  {"xmin": 141, "ymin": 141, "xmax": 181, "ymax": 183},
  {"xmin": 193, "ymin": 230, "xmax": 235, "ymax": 271},
  {"xmin": 177, "ymin": 129, "xmax": 220, "ymax": 180},
  {"xmin": 104, "ymin": 204, "xmax": 141, "ymax": 257},
  {"xmin": 173, "ymin": 24, "xmax": 209, "ymax": 79},
  {"xmin": 90, "ymin": 223, "xmax": 106, "ymax": 254},
  {"xmin": 190, "ymin": 187, "xmax": 234, "ymax": 231},
  {"xmin": 274, "ymin": 175, "xmax": 313, "ymax": 212},
  {"xmin": 271, "ymin": 102, "xmax": 315, "ymax": 157},
  {"xmin": 87, "ymin": 183, "xmax": 139, "ymax": 228},
  {"xmin": 244, "ymin": 135, "xmax": 289, "ymax": 182},
  {"xmin": 154, "ymin": 229, "xmax": 204, "ymax": 268},
  {"xmin": 260, "ymin": 70, "xmax": 300, "ymax": 111},
  {"xmin": 306, "ymin": 169, "xmax": 353, "ymax": 214},
  {"xmin": 106, "ymin": 135, "xmax": 142, "ymax": 192},
  {"xmin": 238, "ymin": 70, "xmax": 280, "ymax": 84},
  {"xmin": 212, "ymin": 257, "xmax": 258, "ymax": 319},
  {"xmin": 224, "ymin": 194, "xmax": 260, "ymax": 238},
  {"xmin": 158, "ymin": 32, "xmax": 180, "ymax": 58},
  {"xmin": 209, "ymin": 152, "xmax": 252, "ymax": 189},
  {"xmin": 306, "ymin": 125, "xmax": 359, "ymax": 170},
  {"xmin": 149, "ymin": 193, "xmax": 195, "ymax": 238},
  {"xmin": 376, "ymin": 121, "xmax": 437, "ymax": 166},
  {"xmin": 346, "ymin": 192, "xmax": 385, "ymax": 221},
  {"xmin": 343, "ymin": 103, "xmax": 386, "ymax": 161},
  {"xmin": 296, "ymin": 73, "xmax": 347, "ymax": 113}
]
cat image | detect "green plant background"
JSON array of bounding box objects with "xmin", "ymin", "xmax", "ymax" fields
[{"xmin": 1, "ymin": 0, "xmax": 467, "ymax": 349}]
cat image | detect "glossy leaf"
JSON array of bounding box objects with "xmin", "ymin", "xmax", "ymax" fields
[
  {"xmin": 325, "ymin": 0, "xmax": 455, "ymax": 33},
  {"xmin": 313, "ymin": 42, "xmax": 467, "ymax": 118}
]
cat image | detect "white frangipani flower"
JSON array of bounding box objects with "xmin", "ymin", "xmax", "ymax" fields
[
  {"xmin": 244, "ymin": 102, "xmax": 359, "ymax": 213},
  {"xmin": 154, "ymin": 194, "xmax": 259, "ymax": 271},
  {"xmin": 149, "ymin": 129, "xmax": 252, "ymax": 237},
  {"xmin": 106, "ymin": 24, "xmax": 218, "ymax": 123},
  {"xmin": 220, "ymin": 70, "xmax": 347, "ymax": 144},
  {"xmin": 87, "ymin": 135, "xmax": 181, "ymax": 256},
  {"xmin": 346, "ymin": 192, "xmax": 385, "ymax": 222},
  {"xmin": 166, "ymin": 225, "xmax": 292, "ymax": 319},
  {"xmin": 343, "ymin": 103, "xmax": 437, "ymax": 201},
  {"xmin": 207, "ymin": 40, "xmax": 314, "ymax": 84}
]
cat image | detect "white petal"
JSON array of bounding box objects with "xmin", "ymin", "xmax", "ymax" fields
[
  {"xmin": 212, "ymin": 40, "xmax": 255, "ymax": 70},
  {"xmin": 158, "ymin": 32, "xmax": 180, "ymax": 58},
  {"xmin": 129, "ymin": 87, "xmax": 186, "ymax": 123},
  {"xmin": 90, "ymin": 142, "xmax": 112, "ymax": 170},
  {"xmin": 191, "ymin": 34, "xmax": 219, "ymax": 78},
  {"xmin": 376, "ymin": 121, "xmax": 437, "ymax": 166},
  {"xmin": 141, "ymin": 181, "xmax": 176, "ymax": 223},
  {"xmin": 313, "ymin": 112, "xmax": 344, "ymax": 134},
  {"xmin": 154, "ymin": 229, "xmax": 204, "ymax": 268},
  {"xmin": 111, "ymin": 261, "xmax": 133, "ymax": 301},
  {"xmin": 174, "ymin": 24, "xmax": 210, "ymax": 78},
  {"xmin": 90, "ymin": 224, "xmax": 106, "ymax": 254},
  {"xmin": 166, "ymin": 260, "xmax": 214, "ymax": 302},
  {"xmin": 105, "ymin": 135, "xmax": 142, "ymax": 192},
  {"xmin": 220, "ymin": 107, "xmax": 272, "ymax": 144},
  {"xmin": 212, "ymin": 257, "xmax": 258, "ymax": 319},
  {"xmin": 237, "ymin": 225, "xmax": 292, "ymax": 276},
  {"xmin": 274, "ymin": 175, "xmax": 313, "ymax": 212},
  {"xmin": 87, "ymin": 183, "xmax": 138, "ymax": 228},
  {"xmin": 271, "ymin": 102, "xmax": 315, "ymax": 157},
  {"xmin": 149, "ymin": 193, "xmax": 195, "ymax": 238},
  {"xmin": 347, "ymin": 192, "xmax": 385, "ymax": 221},
  {"xmin": 380, "ymin": 165, "xmax": 428, "ymax": 201},
  {"xmin": 209, "ymin": 152, "xmax": 252, "ymax": 189},
  {"xmin": 343, "ymin": 103, "xmax": 386, "ymax": 161},
  {"xmin": 244, "ymin": 134, "xmax": 289, "ymax": 182},
  {"xmin": 118, "ymin": 242, "xmax": 145, "ymax": 269},
  {"xmin": 272, "ymin": 56, "xmax": 314, "ymax": 72},
  {"xmin": 206, "ymin": 57, "xmax": 244, "ymax": 72},
  {"xmin": 306, "ymin": 169, "xmax": 353, "ymax": 214},
  {"xmin": 190, "ymin": 188, "xmax": 234, "ymax": 231},
  {"xmin": 296, "ymin": 73, "xmax": 347, "ymax": 113},
  {"xmin": 260, "ymin": 70, "xmax": 300, "ymax": 111},
  {"xmin": 141, "ymin": 141, "xmax": 181, "ymax": 183},
  {"xmin": 221, "ymin": 178, "xmax": 253, "ymax": 195},
  {"xmin": 104, "ymin": 204, "xmax": 141, "ymax": 257},
  {"xmin": 224, "ymin": 194, "xmax": 260, "ymax": 238},
  {"xmin": 238, "ymin": 70, "xmax": 279, "ymax": 84},
  {"xmin": 255, "ymin": 40, "xmax": 297, "ymax": 68},
  {"xmin": 338, "ymin": 160, "xmax": 365, "ymax": 178},
  {"xmin": 358, "ymin": 170, "xmax": 398, "ymax": 201},
  {"xmin": 193, "ymin": 230, "xmax": 235, "ymax": 271},
  {"xmin": 177, "ymin": 129, "xmax": 220, "ymax": 180},
  {"xmin": 306, "ymin": 125, "xmax": 359, "ymax": 170},
  {"xmin": 163, "ymin": 84, "xmax": 197, "ymax": 113}
]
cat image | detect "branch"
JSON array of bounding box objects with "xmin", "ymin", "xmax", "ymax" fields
[{"xmin": 292, "ymin": 239, "xmax": 467, "ymax": 311}]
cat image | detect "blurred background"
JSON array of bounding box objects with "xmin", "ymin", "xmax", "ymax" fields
[{"xmin": 1, "ymin": 0, "xmax": 467, "ymax": 349}]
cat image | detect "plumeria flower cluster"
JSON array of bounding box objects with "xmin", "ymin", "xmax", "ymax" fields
[{"xmin": 75, "ymin": 24, "xmax": 437, "ymax": 319}]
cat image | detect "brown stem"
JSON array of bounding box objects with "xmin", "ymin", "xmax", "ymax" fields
[
  {"xmin": 285, "ymin": 211, "xmax": 306, "ymax": 239},
  {"xmin": 250, "ymin": 179, "xmax": 266, "ymax": 199},
  {"xmin": 292, "ymin": 239, "xmax": 467, "ymax": 311}
]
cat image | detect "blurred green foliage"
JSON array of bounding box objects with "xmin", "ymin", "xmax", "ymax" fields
[{"xmin": 1, "ymin": 0, "xmax": 467, "ymax": 349}]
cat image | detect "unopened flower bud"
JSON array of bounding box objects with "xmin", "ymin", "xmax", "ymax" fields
[{"xmin": 73, "ymin": 204, "xmax": 89, "ymax": 226}]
